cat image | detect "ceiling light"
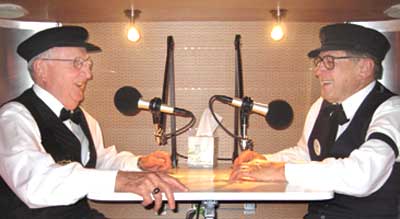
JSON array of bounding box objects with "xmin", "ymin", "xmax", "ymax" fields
[
  {"xmin": 0, "ymin": 3, "xmax": 28, "ymax": 19},
  {"xmin": 124, "ymin": 6, "xmax": 142, "ymax": 43},
  {"xmin": 384, "ymin": 4, "xmax": 400, "ymax": 18},
  {"xmin": 270, "ymin": 6, "xmax": 287, "ymax": 41}
]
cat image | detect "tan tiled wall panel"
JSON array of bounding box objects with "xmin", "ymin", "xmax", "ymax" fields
[{"xmin": 72, "ymin": 21, "xmax": 325, "ymax": 218}]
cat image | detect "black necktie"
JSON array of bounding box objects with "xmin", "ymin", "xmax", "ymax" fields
[
  {"xmin": 323, "ymin": 103, "xmax": 349, "ymax": 152},
  {"xmin": 60, "ymin": 108, "xmax": 83, "ymax": 125}
]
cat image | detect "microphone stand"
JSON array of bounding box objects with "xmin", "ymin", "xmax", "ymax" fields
[
  {"xmin": 239, "ymin": 96, "xmax": 254, "ymax": 151},
  {"xmin": 150, "ymin": 97, "xmax": 167, "ymax": 145},
  {"xmin": 161, "ymin": 36, "xmax": 178, "ymax": 168},
  {"xmin": 233, "ymin": 34, "xmax": 244, "ymax": 161}
]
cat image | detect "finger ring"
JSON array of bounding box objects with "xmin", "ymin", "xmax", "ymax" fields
[{"xmin": 152, "ymin": 187, "xmax": 160, "ymax": 195}]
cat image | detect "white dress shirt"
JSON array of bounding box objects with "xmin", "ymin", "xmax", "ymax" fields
[
  {"xmin": 265, "ymin": 81, "xmax": 400, "ymax": 197},
  {"xmin": 0, "ymin": 84, "xmax": 141, "ymax": 208}
]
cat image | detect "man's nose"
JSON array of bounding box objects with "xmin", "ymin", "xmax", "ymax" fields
[{"xmin": 80, "ymin": 64, "xmax": 93, "ymax": 80}]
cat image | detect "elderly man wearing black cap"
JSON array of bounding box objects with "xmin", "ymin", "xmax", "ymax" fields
[
  {"xmin": 0, "ymin": 26, "xmax": 188, "ymax": 219},
  {"xmin": 230, "ymin": 23, "xmax": 400, "ymax": 219}
]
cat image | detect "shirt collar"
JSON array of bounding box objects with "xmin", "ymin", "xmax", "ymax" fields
[
  {"xmin": 32, "ymin": 84, "xmax": 65, "ymax": 117},
  {"xmin": 341, "ymin": 81, "xmax": 376, "ymax": 120}
]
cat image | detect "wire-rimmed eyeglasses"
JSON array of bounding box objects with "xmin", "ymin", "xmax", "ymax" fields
[
  {"xmin": 40, "ymin": 57, "xmax": 93, "ymax": 71},
  {"xmin": 312, "ymin": 55, "xmax": 362, "ymax": 71}
]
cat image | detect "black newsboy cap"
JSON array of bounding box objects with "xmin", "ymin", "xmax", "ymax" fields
[
  {"xmin": 308, "ymin": 23, "xmax": 390, "ymax": 62},
  {"xmin": 17, "ymin": 25, "xmax": 101, "ymax": 62}
]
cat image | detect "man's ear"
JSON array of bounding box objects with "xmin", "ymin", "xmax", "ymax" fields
[
  {"xmin": 32, "ymin": 59, "xmax": 47, "ymax": 82},
  {"xmin": 358, "ymin": 58, "xmax": 375, "ymax": 79}
]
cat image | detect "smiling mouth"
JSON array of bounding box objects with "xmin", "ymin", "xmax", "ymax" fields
[
  {"xmin": 320, "ymin": 80, "xmax": 333, "ymax": 86},
  {"xmin": 76, "ymin": 82, "xmax": 86, "ymax": 90}
]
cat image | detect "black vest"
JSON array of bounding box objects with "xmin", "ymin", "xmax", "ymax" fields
[
  {"xmin": 0, "ymin": 88, "xmax": 105, "ymax": 219},
  {"xmin": 306, "ymin": 83, "xmax": 400, "ymax": 219}
]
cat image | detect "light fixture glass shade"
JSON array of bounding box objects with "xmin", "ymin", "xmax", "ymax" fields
[
  {"xmin": 271, "ymin": 23, "xmax": 284, "ymax": 41},
  {"xmin": 124, "ymin": 8, "xmax": 142, "ymax": 43},
  {"xmin": 127, "ymin": 25, "xmax": 141, "ymax": 42},
  {"xmin": 270, "ymin": 7, "xmax": 287, "ymax": 41}
]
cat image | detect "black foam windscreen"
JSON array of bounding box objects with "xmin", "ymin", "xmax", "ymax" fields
[
  {"xmin": 114, "ymin": 86, "xmax": 142, "ymax": 116},
  {"xmin": 265, "ymin": 100, "xmax": 294, "ymax": 130}
]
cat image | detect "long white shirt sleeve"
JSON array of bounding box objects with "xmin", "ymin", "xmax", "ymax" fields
[
  {"xmin": 266, "ymin": 81, "xmax": 400, "ymax": 197},
  {"xmin": 0, "ymin": 85, "xmax": 141, "ymax": 208}
]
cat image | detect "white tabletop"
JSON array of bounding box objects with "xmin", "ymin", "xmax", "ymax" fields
[{"xmin": 88, "ymin": 165, "xmax": 333, "ymax": 201}]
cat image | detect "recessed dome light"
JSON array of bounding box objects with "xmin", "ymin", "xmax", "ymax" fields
[
  {"xmin": 384, "ymin": 4, "xmax": 400, "ymax": 18},
  {"xmin": 0, "ymin": 3, "xmax": 28, "ymax": 19}
]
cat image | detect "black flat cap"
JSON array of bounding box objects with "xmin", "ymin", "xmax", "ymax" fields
[
  {"xmin": 308, "ymin": 23, "xmax": 390, "ymax": 62},
  {"xmin": 17, "ymin": 25, "xmax": 101, "ymax": 62}
]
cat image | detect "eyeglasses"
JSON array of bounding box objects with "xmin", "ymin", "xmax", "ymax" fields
[
  {"xmin": 312, "ymin": 55, "xmax": 362, "ymax": 71},
  {"xmin": 40, "ymin": 57, "xmax": 93, "ymax": 71}
]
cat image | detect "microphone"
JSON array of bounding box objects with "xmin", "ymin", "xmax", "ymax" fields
[
  {"xmin": 114, "ymin": 86, "xmax": 192, "ymax": 117},
  {"xmin": 215, "ymin": 95, "xmax": 293, "ymax": 130}
]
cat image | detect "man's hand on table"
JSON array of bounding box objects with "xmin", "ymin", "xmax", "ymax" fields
[
  {"xmin": 230, "ymin": 159, "xmax": 286, "ymax": 182},
  {"xmin": 138, "ymin": 150, "xmax": 172, "ymax": 172},
  {"xmin": 230, "ymin": 150, "xmax": 286, "ymax": 182},
  {"xmin": 115, "ymin": 171, "xmax": 188, "ymax": 212},
  {"xmin": 232, "ymin": 150, "xmax": 266, "ymax": 168}
]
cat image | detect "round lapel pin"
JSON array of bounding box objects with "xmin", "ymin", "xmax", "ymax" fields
[{"xmin": 313, "ymin": 139, "xmax": 321, "ymax": 156}]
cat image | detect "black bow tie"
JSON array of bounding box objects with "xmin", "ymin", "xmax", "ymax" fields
[
  {"xmin": 323, "ymin": 103, "xmax": 349, "ymax": 125},
  {"xmin": 60, "ymin": 108, "xmax": 83, "ymax": 125}
]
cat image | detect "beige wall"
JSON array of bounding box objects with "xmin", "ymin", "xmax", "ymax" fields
[{"xmin": 75, "ymin": 21, "xmax": 325, "ymax": 219}]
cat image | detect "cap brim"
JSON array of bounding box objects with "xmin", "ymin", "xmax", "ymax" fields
[
  {"xmin": 84, "ymin": 43, "xmax": 102, "ymax": 52},
  {"xmin": 52, "ymin": 42, "xmax": 102, "ymax": 53},
  {"xmin": 307, "ymin": 44, "xmax": 362, "ymax": 58},
  {"xmin": 307, "ymin": 49, "xmax": 322, "ymax": 58}
]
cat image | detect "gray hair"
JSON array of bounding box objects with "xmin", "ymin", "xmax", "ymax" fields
[
  {"xmin": 27, "ymin": 49, "xmax": 53, "ymax": 79},
  {"xmin": 345, "ymin": 50, "xmax": 383, "ymax": 79}
]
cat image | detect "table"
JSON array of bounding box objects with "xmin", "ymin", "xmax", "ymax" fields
[{"xmin": 88, "ymin": 165, "xmax": 333, "ymax": 218}]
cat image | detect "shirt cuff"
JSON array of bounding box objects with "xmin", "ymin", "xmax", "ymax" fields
[
  {"xmin": 120, "ymin": 155, "xmax": 142, "ymax": 171},
  {"xmin": 284, "ymin": 163, "xmax": 306, "ymax": 186},
  {"xmin": 79, "ymin": 168, "xmax": 118, "ymax": 194}
]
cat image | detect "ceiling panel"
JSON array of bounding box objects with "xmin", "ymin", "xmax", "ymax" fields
[{"xmin": 1, "ymin": 0, "xmax": 399, "ymax": 23}]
